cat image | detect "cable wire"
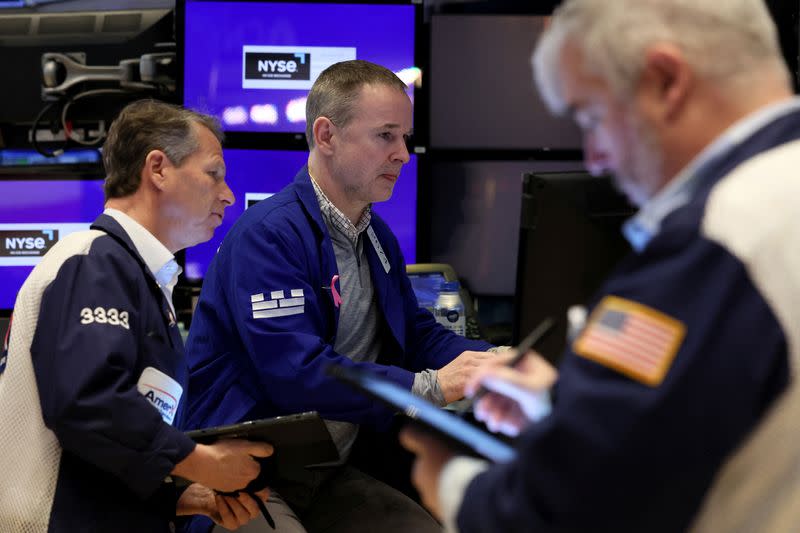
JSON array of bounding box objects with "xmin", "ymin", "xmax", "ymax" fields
[
  {"xmin": 30, "ymin": 100, "xmax": 68, "ymax": 158},
  {"xmin": 61, "ymin": 88, "xmax": 129, "ymax": 146}
]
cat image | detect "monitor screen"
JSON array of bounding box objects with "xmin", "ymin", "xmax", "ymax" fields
[
  {"xmin": 180, "ymin": 0, "xmax": 418, "ymax": 135},
  {"xmin": 0, "ymin": 177, "xmax": 106, "ymax": 311},
  {"xmin": 183, "ymin": 148, "xmax": 418, "ymax": 281},
  {"xmin": 407, "ymin": 272, "xmax": 447, "ymax": 310},
  {"xmin": 513, "ymin": 172, "xmax": 637, "ymax": 363},
  {"xmin": 430, "ymin": 14, "xmax": 582, "ymax": 150}
]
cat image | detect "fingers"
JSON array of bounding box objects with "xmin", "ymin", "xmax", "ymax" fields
[
  {"xmin": 244, "ymin": 441, "xmax": 274, "ymax": 458},
  {"xmin": 398, "ymin": 425, "xmax": 427, "ymax": 454},
  {"xmin": 214, "ymin": 493, "xmax": 261, "ymax": 530},
  {"xmin": 399, "ymin": 425, "xmax": 449, "ymax": 520},
  {"xmin": 464, "ymin": 350, "xmax": 518, "ymax": 396},
  {"xmin": 235, "ymin": 492, "xmax": 262, "ymax": 519},
  {"xmin": 469, "ymin": 354, "xmax": 556, "ymax": 398},
  {"xmin": 474, "ymin": 392, "xmax": 525, "ymax": 436},
  {"xmin": 219, "ymin": 439, "xmax": 274, "ymax": 458},
  {"xmin": 439, "ymin": 350, "xmax": 505, "ymax": 403}
]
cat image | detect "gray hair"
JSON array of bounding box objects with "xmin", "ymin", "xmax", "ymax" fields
[
  {"xmin": 102, "ymin": 99, "xmax": 223, "ymax": 199},
  {"xmin": 305, "ymin": 59, "xmax": 408, "ymax": 149},
  {"xmin": 533, "ymin": 0, "xmax": 788, "ymax": 114}
]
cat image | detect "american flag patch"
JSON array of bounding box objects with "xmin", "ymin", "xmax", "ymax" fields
[{"xmin": 573, "ymin": 296, "xmax": 685, "ymax": 386}]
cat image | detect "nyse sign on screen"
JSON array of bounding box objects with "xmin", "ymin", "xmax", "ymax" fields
[{"xmin": 242, "ymin": 45, "xmax": 356, "ymax": 90}]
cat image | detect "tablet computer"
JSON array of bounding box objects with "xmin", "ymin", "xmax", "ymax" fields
[
  {"xmin": 185, "ymin": 411, "xmax": 339, "ymax": 467},
  {"xmin": 328, "ymin": 365, "xmax": 517, "ymax": 463}
]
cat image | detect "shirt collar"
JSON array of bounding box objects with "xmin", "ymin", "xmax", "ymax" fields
[
  {"xmin": 309, "ymin": 174, "xmax": 372, "ymax": 245},
  {"xmin": 623, "ymin": 97, "xmax": 800, "ymax": 252},
  {"xmin": 103, "ymin": 208, "xmax": 182, "ymax": 290}
]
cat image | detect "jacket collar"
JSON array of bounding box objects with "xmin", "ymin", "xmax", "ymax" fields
[
  {"xmin": 293, "ymin": 166, "xmax": 330, "ymax": 239},
  {"xmin": 90, "ymin": 213, "xmax": 162, "ymax": 290}
]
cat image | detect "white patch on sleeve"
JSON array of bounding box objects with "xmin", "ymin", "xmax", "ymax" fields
[
  {"xmin": 252, "ymin": 288, "xmax": 304, "ymax": 319},
  {"xmin": 137, "ymin": 367, "xmax": 182, "ymax": 425},
  {"xmin": 251, "ymin": 293, "xmax": 265, "ymax": 303},
  {"xmin": 252, "ymin": 300, "xmax": 278, "ymax": 311}
]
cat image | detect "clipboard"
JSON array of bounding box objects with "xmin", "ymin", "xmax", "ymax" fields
[
  {"xmin": 327, "ymin": 365, "xmax": 517, "ymax": 463},
  {"xmin": 185, "ymin": 411, "xmax": 339, "ymax": 467}
]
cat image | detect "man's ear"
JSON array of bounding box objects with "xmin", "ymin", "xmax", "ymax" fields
[
  {"xmin": 641, "ymin": 44, "xmax": 692, "ymax": 122},
  {"xmin": 142, "ymin": 149, "xmax": 170, "ymax": 191},
  {"xmin": 313, "ymin": 117, "xmax": 337, "ymax": 156}
]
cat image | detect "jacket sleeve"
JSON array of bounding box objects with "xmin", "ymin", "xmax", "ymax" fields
[
  {"xmin": 453, "ymin": 237, "xmax": 789, "ymax": 533},
  {"xmin": 220, "ymin": 221, "xmax": 416, "ymax": 427},
  {"xmin": 31, "ymin": 252, "xmax": 195, "ymax": 500},
  {"xmin": 403, "ymin": 285, "xmax": 492, "ymax": 371}
]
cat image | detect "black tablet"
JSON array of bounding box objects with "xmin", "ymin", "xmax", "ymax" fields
[
  {"xmin": 328, "ymin": 365, "xmax": 517, "ymax": 463},
  {"xmin": 185, "ymin": 411, "xmax": 339, "ymax": 467}
]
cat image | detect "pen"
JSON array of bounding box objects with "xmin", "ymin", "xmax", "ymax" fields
[
  {"xmin": 251, "ymin": 491, "xmax": 276, "ymax": 529},
  {"xmin": 457, "ymin": 316, "xmax": 556, "ymax": 416}
]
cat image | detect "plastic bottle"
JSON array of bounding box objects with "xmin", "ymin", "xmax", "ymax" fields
[{"xmin": 434, "ymin": 281, "xmax": 466, "ymax": 336}]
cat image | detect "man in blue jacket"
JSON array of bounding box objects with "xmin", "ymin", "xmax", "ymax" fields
[
  {"xmin": 0, "ymin": 100, "xmax": 273, "ymax": 532},
  {"xmin": 401, "ymin": 1, "xmax": 800, "ymax": 532},
  {"xmin": 184, "ymin": 60, "xmax": 497, "ymax": 532}
]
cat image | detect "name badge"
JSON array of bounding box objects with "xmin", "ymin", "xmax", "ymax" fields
[
  {"xmin": 137, "ymin": 367, "xmax": 183, "ymax": 425},
  {"xmin": 367, "ymin": 226, "xmax": 390, "ymax": 274}
]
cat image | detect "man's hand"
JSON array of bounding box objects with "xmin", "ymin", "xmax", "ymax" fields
[
  {"xmin": 176, "ymin": 483, "xmax": 270, "ymax": 530},
  {"xmin": 172, "ymin": 439, "xmax": 274, "ymax": 492},
  {"xmin": 465, "ymin": 351, "xmax": 559, "ymax": 436},
  {"xmin": 437, "ymin": 350, "xmax": 498, "ymax": 403},
  {"xmin": 399, "ymin": 425, "xmax": 457, "ymax": 520}
]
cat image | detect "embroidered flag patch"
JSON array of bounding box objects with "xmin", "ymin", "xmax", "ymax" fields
[
  {"xmin": 573, "ymin": 296, "xmax": 686, "ymax": 387},
  {"xmin": 251, "ymin": 289, "xmax": 305, "ymax": 319}
]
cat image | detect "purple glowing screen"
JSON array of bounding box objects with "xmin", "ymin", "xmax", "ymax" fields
[{"xmin": 182, "ymin": 0, "xmax": 416, "ymax": 133}]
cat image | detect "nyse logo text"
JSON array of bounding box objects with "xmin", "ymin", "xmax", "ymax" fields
[
  {"xmin": 0, "ymin": 230, "xmax": 58, "ymax": 257},
  {"xmin": 245, "ymin": 52, "xmax": 311, "ymax": 81}
]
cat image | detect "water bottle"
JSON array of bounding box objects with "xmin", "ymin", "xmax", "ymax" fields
[{"xmin": 434, "ymin": 281, "xmax": 466, "ymax": 336}]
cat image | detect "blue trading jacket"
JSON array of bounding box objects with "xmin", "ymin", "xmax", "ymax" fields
[
  {"xmin": 0, "ymin": 214, "xmax": 196, "ymax": 532},
  {"xmin": 184, "ymin": 167, "xmax": 491, "ymax": 432},
  {"xmin": 455, "ymin": 110, "xmax": 800, "ymax": 532}
]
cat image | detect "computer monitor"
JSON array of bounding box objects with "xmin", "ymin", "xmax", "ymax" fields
[
  {"xmin": 178, "ymin": 0, "xmax": 420, "ymax": 143},
  {"xmin": 183, "ymin": 148, "xmax": 418, "ymax": 281},
  {"xmin": 406, "ymin": 263, "xmax": 458, "ymax": 310},
  {"xmin": 513, "ymin": 172, "xmax": 637, "ymax": 364},
  {"xmin": 0, "ymin": 172, "xmax": 106, "ymax": 312}
]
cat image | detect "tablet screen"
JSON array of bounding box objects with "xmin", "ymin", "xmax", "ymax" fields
[{"xmin": 331, "ymin": 366, "xmax": 516, "ymax": 463}]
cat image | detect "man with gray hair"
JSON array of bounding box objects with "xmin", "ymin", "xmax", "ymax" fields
[
  {"xmin": 401, "ymin": 1, "xmax": 800, "ymax": 531},
  {"xmin": 0, "ymin": 99, "xmax": 273, "ymax": 532}
]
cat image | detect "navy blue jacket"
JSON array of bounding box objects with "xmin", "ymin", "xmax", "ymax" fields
[
  {"xmin": 185, "ymin": 168, "xmax": 491, "ymax": 431},
  {"xmin": 1, "ymin": 214, "xmax": 196, "ymax": 532},
  {"xmin": 456, "ymin": 111, "xmax": 800, "ymax": 532}
]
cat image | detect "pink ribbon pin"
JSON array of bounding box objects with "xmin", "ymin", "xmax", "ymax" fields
[{"xmin": 331, "ymin": 274, "xmax": 343, "ymax": 308}]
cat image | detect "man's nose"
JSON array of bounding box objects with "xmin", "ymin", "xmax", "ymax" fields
[{"xmin": 219, "ymin": 181, "xmax": 235, "ymax": 207}]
